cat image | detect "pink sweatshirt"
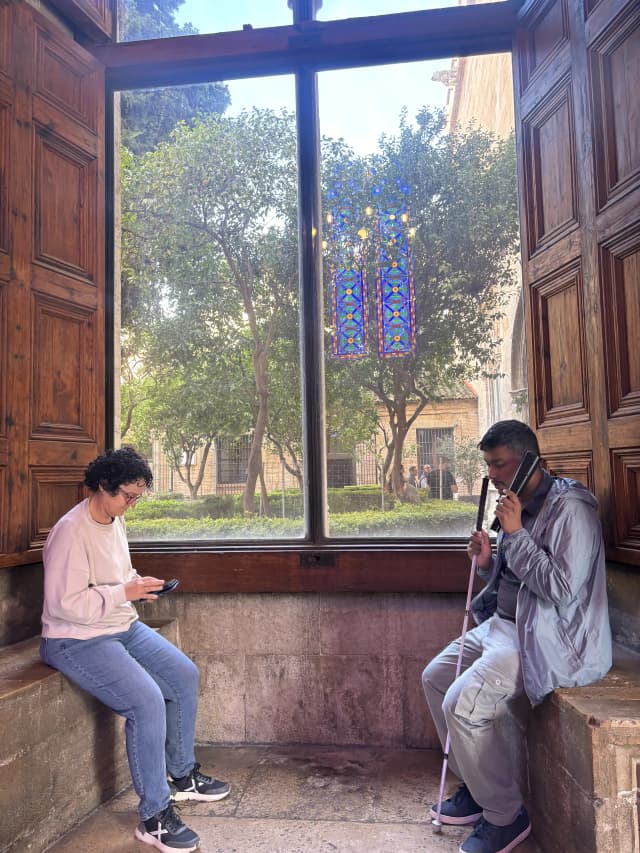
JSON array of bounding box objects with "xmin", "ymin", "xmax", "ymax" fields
[{"xmin": 42, "ymin": 498, "xmax": 140, "ymax": 639}]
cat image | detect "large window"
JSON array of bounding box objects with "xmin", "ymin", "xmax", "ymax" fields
[{"xmin": 114, "ymin": 4, "xmax": 525, "ymax": 545}]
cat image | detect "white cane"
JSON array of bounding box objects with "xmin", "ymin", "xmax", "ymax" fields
[{"xmin": 432, "ymin": 475, "xmax": 489, "ymax": 833}]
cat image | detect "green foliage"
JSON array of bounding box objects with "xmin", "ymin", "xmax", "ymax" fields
[
  {"xmin": 121, "ymin": 101, "xmax": 519, "ymax": 513},
  {"xmin": 454, "ymin": 436, "xmax": 485, "ymax": 495},
  {"xmin": 126, "ymin": 515, "xmax": 305, "ymax": 540},
  {"xmin": 125, "ymin": 499, "xmax": 475, "ymax": 540},
  {"xmin": 322, "ymin": 118, "xmax": 519, "ymax": 481},
  {"xmin": 118, "ymin": 0, "xmax": 230, "ymax": 155},
  {"xmin": 128, "ymin": 486, "xmax": 396, "ymax": 522}
]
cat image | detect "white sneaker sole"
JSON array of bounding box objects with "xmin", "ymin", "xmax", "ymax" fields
[
  {"xmin": 430, "ymin": 807, "xmax": 482, "ymax": 825},
  {"xmin": 134, "ymin": 826, "xmax": 200, "ymax": 852},
  {"xmin": 172, "ymin": 787, "xmax": 231, "ymax": 803},
  {"xmin": 459, "ymin": 822, "xmax": 531, "ymax": 853}
]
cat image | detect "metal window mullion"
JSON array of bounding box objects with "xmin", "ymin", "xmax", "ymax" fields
[{"xmin": 295, "ymin": 66, "xmax": 327, "ymax": 543}]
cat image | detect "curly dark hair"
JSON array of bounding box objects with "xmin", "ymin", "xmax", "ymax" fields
[
  {"xmin": 84, "ymin": 447, "xmax": 153, "ymax": 494},
  {"xmin": 478, "ymin": 419, "xmax": 540, "ymax": 459}
]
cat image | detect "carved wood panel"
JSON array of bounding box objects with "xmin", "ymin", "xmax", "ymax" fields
[
  {"xmin": 0, "ymin": 77, "xmax": 11, "ymax": 262},
  {"xmin": 531, "ymin": 262, "xmax": 589, "ymax": 424},
  {"xmin": 34, "ymin": 23, "xmax": 100, "ymax": 134},
  {"xmin": 515, "ymin": 0, "xmax": 640, "ymax": 564},
  {"xmin": 0, "ymin": 2, "xmax": 11, "ymax": 75},
  {"xmin": 610, "ymin": 449, "xmax": 640, "ymax": 552},
  {"xmin": 589, "ymin": 3, "xmax": 640, "ymax": 210},
  {"xmin": 522, "ymin": 77, "xmax": 579, "ymax": 255},
  {"xmin": 1, "ymin": 0, "xmax": 104, "ymax": 562},
  {"xmin": 33, "ymin": 125, "xmax": 97, "ymax": 283},
  {"xmin": 29, "ymin": 467, "xmax": 86, "ymax": 548},
  {"xmin": 43, "ymin": 0, "xmax": 113, "ymax": 42},
  {"xmin": 31, "ymin": 293, "xmax": 96, "ymax": 440},
  {"xmin": 0, "ymin": 280, "xmax": 6, "ymax": 448},
  {"xmin": 544, "ymin": 450, "xmax": 594, "ymax": 489},
  {"xmin": 518, "ymin": 0, "xmax": 569, "ymax": 92},
  {"xmin": 0, "ymin": 465, "xmax": 5, "ymax": 554},
  {"xmin": 599, "ymin": 224, "xmax": 640, "ymax": 418}
]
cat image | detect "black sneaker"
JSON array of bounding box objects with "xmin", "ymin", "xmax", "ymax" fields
[
  {"xmin": 135, "ymin": 803, "xmax": 200, "ymax": 852},
  {"xmin": 170, "ymin": 762, "xmax": 231, "ymax": 802},
  {"xmin": 460, "ymin": 807, "xmax": 531, "ymax": 853},
  {"xmin": 430, "ymin": 783, "xmax": 483, "ymax": 825}
]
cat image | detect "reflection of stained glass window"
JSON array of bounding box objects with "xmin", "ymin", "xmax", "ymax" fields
[
  {"xmin": 327, "ymin": 171, "xmax": 369, "ymax": 359},
  {"xmin": 375, "ymin": 203, "xmax": 416, "ymax": 358},
  {"xmin": 327, "ymin": 166, "xmax": 417, "ymax": 360}
]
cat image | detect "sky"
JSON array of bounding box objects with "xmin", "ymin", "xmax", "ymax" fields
[{"xmin": 174, "ymin": 0, "xmax": 456, "ymax": 154}]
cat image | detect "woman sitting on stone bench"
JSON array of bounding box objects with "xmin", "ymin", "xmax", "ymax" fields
[{"xmin": 40, "ymin": 447, "xmax": 229, "ymax": 853}]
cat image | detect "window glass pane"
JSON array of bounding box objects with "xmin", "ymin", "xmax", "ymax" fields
[
  {"xmin": 117, "ymin": 0, "xmax": 292, "ymax": 42},
  {"xmin": 117, "ymin": 76, "xmax": 305, "ymax": 541},
  {"xmin": 319, "ymin": 55, "xmax": 525, "ymax": 538},
  {"xmin": 317, "ymin": 0, "xmax": 458, "ymax": 20}
]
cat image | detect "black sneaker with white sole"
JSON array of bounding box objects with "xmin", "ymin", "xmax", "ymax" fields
[
  {"xmin": 430, "ymin": 783, "xmax": 483, "ymax": 825},
  {"xmin": 135, "ymin": 803, "xmax": 200, "ymax": 852},
  {"xmin": 459, "ymin": 807, "xmax": 532, "ymax": 853},
  {"xmin": 170, "ymin": 762, "xmax": 231, "ymax": 802}
]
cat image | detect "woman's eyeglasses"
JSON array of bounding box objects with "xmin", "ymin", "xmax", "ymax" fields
[{"xmin": 118, "ymin": 488, "xmax": 146, "ymax": 505}]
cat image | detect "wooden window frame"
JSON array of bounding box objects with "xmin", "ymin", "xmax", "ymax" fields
[{"xmin": 94, "ymin": 1, "xmax": 522, "ymax": 593}]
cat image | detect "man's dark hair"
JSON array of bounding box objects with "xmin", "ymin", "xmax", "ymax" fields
[
  {"xmin": 84, "ymin": 447, "xmax": 153, "ymax": 494},
  {"xmin": 478, "ymin": 420, "xmax": 540, "ymax": 458}
]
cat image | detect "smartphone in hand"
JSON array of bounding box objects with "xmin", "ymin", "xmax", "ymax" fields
[{"xmin": 156, "ymin": 578, "xmax": 180, "ymax": 595}]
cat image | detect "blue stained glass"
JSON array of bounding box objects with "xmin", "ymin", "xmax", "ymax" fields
[
  {"xmin": 328, "ymin": 170, "xmax": 369, "ymax": 359},
  {"xmin": 331, "ymin": 264, "xmax": 368, "ymax": 358},
  {"xmin": 375, "ymin": 204, "xmax": 416, "ymax": 358}
]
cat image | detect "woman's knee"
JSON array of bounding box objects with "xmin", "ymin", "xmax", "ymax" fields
[
  {"xmin": 172, "ymin": 652, "xmax": 199, "ymax": 700},
  {"xmin": 128, "ymin": 677, "xmax": 167, "ymax": 724}
]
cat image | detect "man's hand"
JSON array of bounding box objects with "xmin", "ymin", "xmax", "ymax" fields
[
  {"xmin": 467, "ymin": 529, "xmax": 492, "ymax": 570},
  {"xmin": 124, "ymin": 576, "xmax": 165, "ymax": 601},
  {"xmin": 494, "ymin": 489, "xmax": 524, "ymax": 535}
]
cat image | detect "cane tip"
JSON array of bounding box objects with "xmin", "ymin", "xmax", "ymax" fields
[{"xmin": 432, "ymin": 819, "xmax": 443, "ymax": 833}]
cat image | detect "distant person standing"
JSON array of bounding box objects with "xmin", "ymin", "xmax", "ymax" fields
[
  {"xmin": 419, "ymin": 464, "xmax": 432, "ymax": 489},
  {"xmin": 407, "ymin": 466, "xmax": 419, "ymax": 488},
  {"xmin": 428, "ymin": 457, "xmax": 458, "ymax": 500}
]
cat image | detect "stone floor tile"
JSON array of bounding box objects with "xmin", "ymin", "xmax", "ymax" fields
[{"xmin": 45, "ymin": 745, "xmax": 543, "ymax": 853}]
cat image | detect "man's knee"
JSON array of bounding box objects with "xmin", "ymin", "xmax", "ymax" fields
[
  {"xmin": 422, "ymin": 650, "xmax": 454, "ymax": 693},
  {"xmin": 421, "ymin": 658, "xmax": 440, "ymax": 698},
  {"xmin": 445, "ymin": 671, "xmax": 510, "ymax": 727}
]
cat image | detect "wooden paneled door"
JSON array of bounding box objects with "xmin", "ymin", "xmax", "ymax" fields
[
  {"xmin": 513, "ymin": 0, "xmax": 640, "ymax": 565},
  {"xmin": 0, "ymin": 0, "xmax": 105, "ymax": 566}
]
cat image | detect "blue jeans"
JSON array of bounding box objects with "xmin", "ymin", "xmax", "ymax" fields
[{"xmin": 40, "ymin": 620, "xmax": 199, "ymax": 820}]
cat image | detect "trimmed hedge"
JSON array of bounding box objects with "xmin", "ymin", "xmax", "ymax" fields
[
  {"xmin": 129, "ymin": 484, "xmax": 431, "ymax": 523},
  {"xmin": 126, "ymin": 499, "xmax": 475, "ymax": 540}
]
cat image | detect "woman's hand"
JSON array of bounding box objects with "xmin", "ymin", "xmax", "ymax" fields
[
  {"xmin": 124, "ymin": 576, "xmax": 165, "ymax": 601},
  {"xmin": 467, "ymin": 529, "xmax": 492, "ymax": 570}
]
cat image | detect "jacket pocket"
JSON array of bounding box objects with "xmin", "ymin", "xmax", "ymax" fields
[{"xmin": 454, "ymin": 675, "xmax": 510, "ymax": 725}]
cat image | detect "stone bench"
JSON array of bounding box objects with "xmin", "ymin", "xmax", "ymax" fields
[
  {"xmin": 0, "ymin": 618, "xmax": 179, "ymax": 853},
  {"xmin": 528, "ymin": 643, "xmax": 640, "ymax": 853}
]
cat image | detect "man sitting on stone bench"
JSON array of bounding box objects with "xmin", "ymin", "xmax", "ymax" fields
[
  {"xmin": 422, "ymin": 419, "xmax": 612, "ymax": 853},
  {"xmin": 40, "ymin": 447, "xmax": 230, "ymax": 853}
]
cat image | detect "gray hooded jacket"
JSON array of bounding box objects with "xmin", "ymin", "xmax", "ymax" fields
[{"xmin": 471, "ymin": 477, "xmax": 612, "ymax": 706}]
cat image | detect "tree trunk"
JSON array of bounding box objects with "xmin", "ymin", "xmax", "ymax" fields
[{"xmin": 243, "ymin": 348, "xmax": 269, "ymax": 515}]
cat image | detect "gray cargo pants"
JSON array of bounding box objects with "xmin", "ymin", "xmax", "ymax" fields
[{"xmin": 422, "ymin": 613, "xmax": 525, "ymax": 826}]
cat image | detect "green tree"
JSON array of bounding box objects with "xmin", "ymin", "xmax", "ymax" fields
[
  {"xmin": 118, "ymin": 0, "xmax": 230, "ymax": 154},
  {"xmin": 121, "ymin": 105, "xmax": 519, "ymax": 518},
  {"xmin": 121, "ymin": 110, "xmax": 300, "ymax": 513},
  {"xmin": 455, "ymin": 436, "xmax": 484, "ymax": 497},
  {"xmin": 322, "ymin": 110, "xmax": 519, "ymax": 495}
]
